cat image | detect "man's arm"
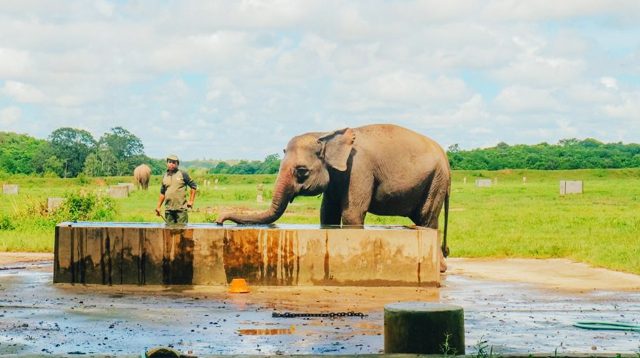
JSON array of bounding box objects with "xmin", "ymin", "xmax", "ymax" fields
[
  {"xmin": 155, "ymin": 194, "xmax": 165, "ymax": 216},
  {"xmin": 182, "ymin": 171, "xmax": 198, "ymax": 209},
  {"xmin": 187, "ymin": 188, "xmax": 196, "ymax": 209},
  {"xmin": 156, "ymin": 177, "xmax": 167, "ymax": 216}
]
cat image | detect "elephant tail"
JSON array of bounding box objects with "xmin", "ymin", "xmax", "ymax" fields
[{"xmin": 442, "ymin": 189, "xmax": 450, "ymax": 257}]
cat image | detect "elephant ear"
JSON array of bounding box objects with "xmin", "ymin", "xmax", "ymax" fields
[{"xmin": 318, "ymin": 128, "xmax": 355, "ymax": 171}]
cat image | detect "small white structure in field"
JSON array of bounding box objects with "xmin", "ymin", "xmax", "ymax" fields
[
  {"xmin": 108, "ymin": 185, "xmax": 129, "ymax": 198},
  {"xmin": 560, "ymin": 180, "xmax": 583, "ymax": 195},
  {"xmin": 48, "ymin": 197, "xmax": 64, "ymax": 212},
  {"xmin": 463, "ymin": 177, "xmax": 467, "ymax": 184},
  {"xmin": 256, "ymin": 183, "xmax": 264, "ymax": 203},
  {"xmin": 2, "ymin": 184, "xmax": 18, "ymax": 195},
  {"xmin": 117, "ymin": 183, "xmax": 135, "ymax": 192},
  {"xmin": 523, "ymin": 176, "xmax": 527, "ymax": 184},
  {"xmin": 475, "ymin": 179, "xmax": 492, "ymax": 187}
]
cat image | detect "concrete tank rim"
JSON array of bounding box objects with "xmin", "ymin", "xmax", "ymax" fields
[
  {"xmin": 384, "ymin": 302, "xmax": 464, "ymax": 312},
  {"xmin": 55, "ymin": 222, "xmax": 435, "ymax": 231}
]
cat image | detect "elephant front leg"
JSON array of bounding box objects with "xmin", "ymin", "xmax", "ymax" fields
[
  {"xmin": 320, "ymin": 193, "xmax": 341, "ymax": 226},
  {"xmin": 340, "ymin": 209, "xmax": 367, "ymax": 226},
  {"xmin": 339, "ymin": 174, "xmax": 373, "ymax": 226}
]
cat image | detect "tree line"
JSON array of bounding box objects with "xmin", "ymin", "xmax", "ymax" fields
[
  {"xmin": 0, "ymin": 128, "xmax": 281, "ymax": 178},
  {"xmin": 0, "ymin": 127, "xmax": 165, "ymax": 177},
  {"xmin": 207, "ymin": 138, "xmax": 640, "ymax": 172},
  {"xmin": 208, "ymin": 154, "xmax": 280, "ymax": 174},
  {"xmin": 448, "ymin": 138, "xmax": 640, "ymax": 170},
  {"xmin": 2, "ymin": 128, "xmax": 639, "ymax": 177}
]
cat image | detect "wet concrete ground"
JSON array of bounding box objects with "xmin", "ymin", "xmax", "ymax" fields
[{"xmin": 1, "ymin": 260, "xmax": 639, "ymax": 356}]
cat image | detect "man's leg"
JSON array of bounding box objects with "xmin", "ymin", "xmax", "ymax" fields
[
  {"xmin": 165, "ymin": 210, "xmax": 179, "ymax": 225},
  {"xmin": 176, "ymin": 210, "xmax": 188, "ymax": 225}
]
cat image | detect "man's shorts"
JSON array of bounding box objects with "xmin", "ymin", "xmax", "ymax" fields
[{"xmin": 165, "ymin": 210, "xmax": 188, "ymax": 226}]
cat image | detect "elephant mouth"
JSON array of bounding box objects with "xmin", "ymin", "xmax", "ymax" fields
[{"xmin": 298, "ymin": 185, "xmax": 324, "ymax": 197}]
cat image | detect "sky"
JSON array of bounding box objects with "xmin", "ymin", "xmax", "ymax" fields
[{"xmin": 1, "ymin": 1, "xmax": 639, "ymax": 161}]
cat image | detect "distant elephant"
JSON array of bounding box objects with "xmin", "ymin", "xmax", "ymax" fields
[
  {"xmin": 216, "ymin": 124, "xmax": 451, "ymax": 271},
  {"xmin": 133, "ymin": 164, "xmax": 151, "ymax": 190}
]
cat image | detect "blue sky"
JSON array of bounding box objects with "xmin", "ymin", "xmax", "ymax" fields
[{"xmin": 1, "ymin": 1, "xmax": 639, "ymax": 160}]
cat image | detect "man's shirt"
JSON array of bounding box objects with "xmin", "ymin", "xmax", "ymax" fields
[{"xmin": 160, "ymin": 169, "xmax": 197, "ymax": 210}]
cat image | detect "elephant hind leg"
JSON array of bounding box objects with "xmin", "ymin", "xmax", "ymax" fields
[
  {"xmin": 412, "ymin": 171, "xmax": 449, "ymax": 273},
  {"xmin": 412, "ymin": 170, "xmax": 448, "ymax": 229}
]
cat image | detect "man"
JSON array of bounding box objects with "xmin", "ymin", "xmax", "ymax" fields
[{"xmin": 155, "ymin": 154, "xmax": 197, "ymax": 225}]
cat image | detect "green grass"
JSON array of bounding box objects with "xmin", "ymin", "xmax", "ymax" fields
[{"xmin": 1, "ymin": 169, "xmax": 639, "ymax": 274}]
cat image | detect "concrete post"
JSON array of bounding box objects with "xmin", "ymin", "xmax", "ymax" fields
[
  {"xmin": 384, "ymin": 302, "xmax": 465, "ymax": 355},
  {"xmin": 2, "ymin": 184, "xmax": 18, "ymax": 195},
  {"xmin": 108, "ymin": 185, "xmax": 129, "ymax": 198}
]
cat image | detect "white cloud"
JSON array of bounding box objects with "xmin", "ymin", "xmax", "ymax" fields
[
  {"xmin": 0, "ymin": 1, "xmax": 639, "ymax": 158},
  {"xmin": 565, "ymin": 83, "xmax": 616, "ymax": 104},
  {"xmin": 2, "ymin": 81, "xmax": 46, "ymax": 103},
  {"xmin": 448, "ymin": 94, "xmax": 491, "ymax": 125},
  {"xmin": 206, "ymin": 78, "xmax": 247, "ymax": 108},
  {"xmin": 494, "ymin": 86, "xmax": 562, "ymax": 113},
  {"xmin": 603, "ymin": 92, "xmax": 640, "ymax": 121},
  {"xmin": 94, "ymin": 0, "xmax": 114, "ymax": 17},
  {"xmin": 493, "ymin": 53, "xmax": 587, "ymax": 87},
  {"xmin": 0, "ymin": 106, "xmax": 21, "ymax": 126},
  {"xmin": 367, "ymin": 73, "xmax": 470, "ymax": 104},
  {"xmin": 0, "ymin": 48, "xmax": 32, "ymax": 77},
  {"xmin": 481, "ymin": 0, "xmax": 640, "ymax": 22},
  {"xmin": 600, "ymin": 77, "xmax": 619, "ymax": 90}
]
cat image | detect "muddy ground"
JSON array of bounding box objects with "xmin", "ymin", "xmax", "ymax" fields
[{"xmin": 1, "ymin": 253, "xmax": 639, "ymax": 356}]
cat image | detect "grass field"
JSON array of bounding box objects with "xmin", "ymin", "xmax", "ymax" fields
[{"xmin": 1, "ymin": 169, "xmax": 639, "ymax": 274}]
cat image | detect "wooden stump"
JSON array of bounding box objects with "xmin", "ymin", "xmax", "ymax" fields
[{"xmin": 384, "ymin": 302, "xmax": 465, "ymax": 355}]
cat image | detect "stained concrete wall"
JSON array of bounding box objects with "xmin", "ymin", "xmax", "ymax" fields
[{"xmin": 54, "ymin": 223, "xmax": 441, "ymax": 287}]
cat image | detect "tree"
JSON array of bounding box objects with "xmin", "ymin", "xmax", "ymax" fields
[
  {"xmin": 99, "ymin": 127, "xmax": 144, "ymax": 159},
  {"xmin": 558, "ymin": 138, "xmax": 579, "ymax": 147},
  {"xmin": 42, "ymin": 155, "xmax": 64, "ymax": 177},
  {"xmin": 449, "ymin": 138, "xmax": 640, "ymax": 170},
  {"xmin": 97, "ymin": 127, "xmax": 145, "ymax": 175},
  {"xmin": 31, "ymin": 141, "xmax": 62, "ymax": 176},
  {"xmin": 83, "ymin": 148, "xmax": 119, "ymax": 177},
  {"xmin": 228, "ymin": 160, "xmax": 261, "ymax": 174},
  {"xmin": 211, "ymin": 162, "xmax": 231, "ymax": 174},
  {"xmin": 258, "ymin": 153, "xmax": 281, "ymax": 174},
  {"xmin": 82, "ymin": 153, "xmax": 101, "ymax": 177},
  {"xmin": 0, "ymin": 132, "xmax": 51, "ymax": 175},
  {"xmin": 49, "ymin": 128, "xmax": 97, "ymax": 177}
]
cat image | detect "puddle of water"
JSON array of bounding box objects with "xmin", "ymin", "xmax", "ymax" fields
[
  {"xmin": 3, "ymin": 261, "xmax": 640, "ymax": 356},
  {"xmin": 237, "ymin": 326, "xmax": 295, "ymax": 335}
]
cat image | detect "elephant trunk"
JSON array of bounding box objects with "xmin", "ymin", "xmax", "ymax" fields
[{"xmin": 217, "ymin": 169, "xmax": 295, "ymax": 225}]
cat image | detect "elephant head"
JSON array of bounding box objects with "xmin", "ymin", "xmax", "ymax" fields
[{"xmin": 216, "ymin": 128, "xmax": 355, "ymax": 224}]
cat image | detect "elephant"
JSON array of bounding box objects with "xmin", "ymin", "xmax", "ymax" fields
[
  {"xmin": 133, "ymin": 164, "xmax": 151, "ymax": 190},
  {"xmin": 216, "ymin": 124, "xmax": 451, "ymax": 271}
]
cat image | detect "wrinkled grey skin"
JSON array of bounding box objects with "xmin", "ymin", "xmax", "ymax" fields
[
  {"xmin": 216, "ymin": 124, "xmax": 451, "ymax": 270},
  {"xmin": 133, "ymin": 164, "xmax": 151, "ymax": 190}
]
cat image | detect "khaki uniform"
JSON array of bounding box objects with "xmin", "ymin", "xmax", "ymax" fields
[{"xmin": 160, "ymin": 169, "xmax": 197, "ymax": 225}]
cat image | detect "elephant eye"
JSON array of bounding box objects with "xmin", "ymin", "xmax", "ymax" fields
[{"xmin": 294, "ymin": 166, "xmax": 310, "ymax": 182}]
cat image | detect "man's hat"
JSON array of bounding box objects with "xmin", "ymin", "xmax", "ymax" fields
[{"xmin": 166, "ymin": 154, "xmax": 179, "ymax": 163}]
